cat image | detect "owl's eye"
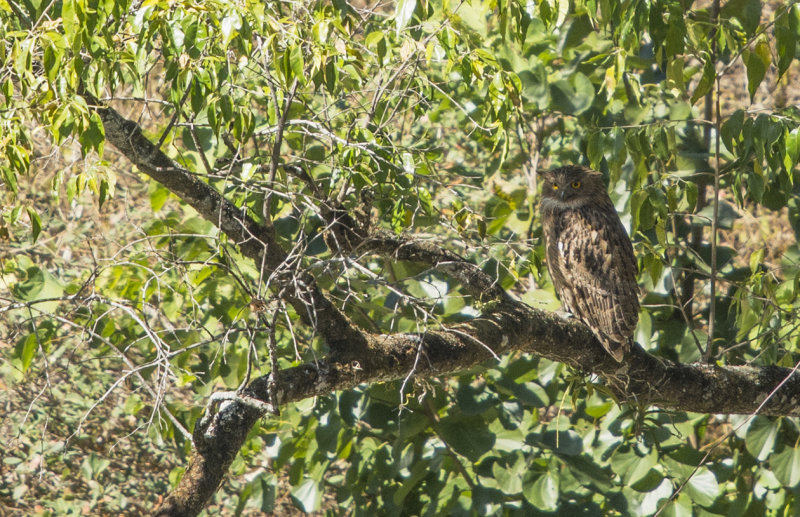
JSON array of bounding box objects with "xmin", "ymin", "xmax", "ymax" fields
[
  {"xmin": 571, "ymin": 181, "xmax": 581, "ymax": 189},
  {"xmin": 552, "ymin": 183, "xmax": 559, "ymax": 190}
]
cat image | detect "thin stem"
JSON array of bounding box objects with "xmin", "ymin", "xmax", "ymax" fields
[
  {"xmin": 189, "ymin": 117, "xmax": 214, "ymax": 175},
  {"xmin": 156, "ymin": 82, "xmax": 192, "ymax": 151},
  {"xmin": 264, "ymin": 78, "xmax": 299, "ymax": 224},
  {"xmin": 705, "ymin": 0, "xmax": 721, "ymax": 362},
  {"xmin": 670, "ymin": 214, "xmax": 704, "ymax": 356}
]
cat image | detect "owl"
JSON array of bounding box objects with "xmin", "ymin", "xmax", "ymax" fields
[{"xmin": 540, "ymin": 165, "xmax": 639, "ymax": 362}]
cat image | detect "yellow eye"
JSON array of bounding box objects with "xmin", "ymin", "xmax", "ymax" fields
[
  {"xmin": 552, "ymin": 183, "xmax": 559, "ymax": 190},
  {"xmin": 571, "ymin": 181, "xmax": 581, "ymax": 188}
]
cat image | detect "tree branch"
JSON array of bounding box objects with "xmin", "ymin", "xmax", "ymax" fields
[
  {"xmin": 84, "ymin": 102, "xmax": 800, "ymax": 514},
  {"xmin": 84, "ymin": 93, "xmax": 368, "ymax": 359},
  {"xmin": 154, "ymin": 296, "xmax": 800, "ymax": 516},
  {"xmin": 363, "ymin": 234, "xmax": 510, "ymax": 302}
]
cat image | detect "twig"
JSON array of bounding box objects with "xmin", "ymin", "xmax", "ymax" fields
[
  {"xmin": 669, "ymin": 214, "xmax": 704, "ymax": 356},
  {"xmin": 704, "ymin": 0, "xmax": 721, "ymax": 362},
  {"xmin": 189, "ymin": 117, "xmax": 214, "ymax": 175},
  {"xmin": 155, "ymin": 82, "xmax": 192, "ymax": 151}
]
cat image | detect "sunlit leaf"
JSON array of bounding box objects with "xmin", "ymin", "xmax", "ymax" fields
[
  {"xmin": 686, "ymin": 467, "xmax": 720, "ymax": 507},
  {"xmin": 15, "ymin": 333, "xmax": 38, "ymax": 373},
  {"xmin": 742, "ymin": 39, "xmax": 770, "ymax": 100},
  {"xmin": 525, "ymin": 472, "xmax": 559, "ymax": 510},
  {"xmin": 221, "ymin": 11, "xmax": 241, "ymax": 46},
  {"xmin": 787, "ymin": 128, "xmax": 800, "ymax": 168},
  {"xmin": 690, "ymin": 56, "xmax": 715, "ymax": 105},
  {"xmin": 745, "ymin": 417, "xmax": 780, "ymax": 461},
  {"xmin": 771, "ymin": 445, "xmax": 800, "ymax": 487},
  {"xmin": 395, "ymin": 0, "xmax": 416, "ymax": 31}
]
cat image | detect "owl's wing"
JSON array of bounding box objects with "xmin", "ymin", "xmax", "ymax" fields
[{"xmin": 550, "ymin": 208, "xmax": 640, "ymax": 359}]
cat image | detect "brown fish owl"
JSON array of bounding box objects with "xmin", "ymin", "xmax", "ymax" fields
[{"xmin": 540, "ymin": 165, "xmax": 639, "ymax": 362}]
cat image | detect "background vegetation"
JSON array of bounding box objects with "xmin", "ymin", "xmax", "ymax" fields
[{"xmin": 2, "ymin": 0, "xmax": 800, "ymax": 514}]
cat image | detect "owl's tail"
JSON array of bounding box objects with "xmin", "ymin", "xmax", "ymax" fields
[{"xmin": 598, "ymin": 334, "xmax": 631, "ymax": 363}]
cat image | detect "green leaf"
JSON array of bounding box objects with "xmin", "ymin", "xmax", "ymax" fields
[
  {"xmin": 291, "ymin": 479, "xmax": 320, "ymax": 512},
  {"xmin": 665, "ymin": 8, "xmax": 685, "ymax": 56},
  {"xmin": 438, "ymin": 416, "xmax": 495, "ymax": 461},
  {"xmin": 561, "ymin": 455, "xmax": 613, "ymax": 491},
  {"xmin": 395, "ymin": 0, "xmax": 417, "ymax": 31},
  {"xmin": 690, "ymin": 57, "xmax": 715, "ymax": 105},
  {"xmin": 630, "ymin": 188, "xmax": 648, "ymax": 231},
  {"xmin": 2, "ymin": 165, "xmax": 18, "ymax": 193},
  {"xmin": 365, "ymin": 31, "xmax": 384, "ymax": 49},
  {"xmin": 586, "ymin": 131, "xmax": 606, "ymax": 168},
  {"xmin": 742, "ymin": 40, "xmax": 770, "ymax": 101},
  {"xmin": 1, "ymin": 78, "xmax": 13, "ymax": 102},
  {"xmin": 43, "ymin": 44, "xmax": 60, "ymax": 83},
  {"xmin": 456, "ymin": 383, "xmax": 499, "ymax": 415},
  {"xmin": 776, "ymin": 11, "xmax": 797, "ymax": 79},
  {"xmin": 288, "ymin": 45, "xmax": 305, "ymax": 84},
  {"xmin": 721, "ymin": 0, "xmax": 765, "ymax": 36},
  {"xmin": 173, "ymin": 21, "xmax": 188, "ymax": 50},
  {"xmin": 686, "ymin": 467, "xmax": 720, "ymax": 507},
  {"xmin": 549, "ymin": 72, "xmax": 594, "ymax": 115},
  {"xmin": 536, "ymin": 430, "xmax": 583, "ymax": 456},
  {"xmin": 524, "ymin": 472, "xmax": 559, "ymax": 511},
  {"xmin": 776, "ymin": 280, "xmax": 795, "ymax": 304},
  {"xmin": 745, "ymin": 417, "xmax": 780, "ymax": 461},
  {"xmin": 721, "ymin": 110, "xmax": 744, "ymax": 153},
  {"xmin": 79, "ymin": 112, "xmax": 105, "ymax": 157},
  {"xmin": 62, "ymin": 0, "xmax": 77, "ymax": 43},
  {"xmin": 771, "ymin": 446, "xmax": 800, "ymax": 487},
  {"xmin": 612, "ymin": 446, "xmax": 658, "ymax": 486},
  {"xmin": 786, "ymin": 128, "xmax": 800, "ymax": 168},
  {"xmin": 12, "ymin": 266, "xmax": 45, "ymax": 300},
  {"xmin": 324, "ymin": 57, "xmax": 339, "ymax": 93},
  {"xmin": 393, "ymin": 455, "xmax": 432, "ymax": 505},
  {"xmin": 190, "ymin": 79, "xmax": 204, "ymax": 115},
  {"xmin": 98, "ymin": 178, "xmax": 110, "ymax": 208},
  {"xmin": 221, "ymin": 11, "xmax": 241, "ymax": 46},
  {"xmin": 685, "ymin": 181, "xmax": 698, "ymax": 212},
  {"xmin": 585, "ymin": 401, "xmax": 613, "ymax": 418},
  {"xmin": 666, "ymin": 57, "xmax": 684, "ymax": 91},
  {"xmin": 15, "ymin": 333, "xmax": 38, "ymax": 373},
  {"xmin": 493, "ymin": 460, "xmax": 524, "ymax": 495},
  {"xmin": 149, "ymin": 183, "xmax": 169, "ymax": 211},
  {"xmin": 519, "ymin": 64, "xmax": 548, "ymax": 106},
  {"xmin": 26, "ymin": 207, "xmax": 41, "ymax": 242}
]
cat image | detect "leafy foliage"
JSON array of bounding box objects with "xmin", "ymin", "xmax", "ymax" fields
[{"xmin": 2, "ymin": 0, "xmax": 800, "ymax": 515}]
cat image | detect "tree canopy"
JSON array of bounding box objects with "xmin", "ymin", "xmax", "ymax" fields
[{"xmin": 3, "ymin": 0, "xmax": 800, "ymax": 515}]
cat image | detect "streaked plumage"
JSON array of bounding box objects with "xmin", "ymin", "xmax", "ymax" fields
[{"xmin": 540, "ymin": 165, "xmax": 639, "ymax": 362}]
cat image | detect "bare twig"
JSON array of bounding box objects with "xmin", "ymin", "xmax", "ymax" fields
[{"xmin": 704, "ymin": 0, "xmax": 721, "ymax": 362}]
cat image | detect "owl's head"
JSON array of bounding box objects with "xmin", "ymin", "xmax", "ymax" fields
[{"xmin": 540, "ymin": 165, "xmax": 608, "ymax": 208}]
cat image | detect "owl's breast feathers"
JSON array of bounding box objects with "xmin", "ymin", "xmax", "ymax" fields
[{"xmin": 542, "ymin": 201, "xmax": 640, "ymax": 362}]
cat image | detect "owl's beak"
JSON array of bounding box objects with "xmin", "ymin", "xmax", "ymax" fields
[{"xmin": 558, "ymin": 189, "xmax": 569, "ymax": 201}]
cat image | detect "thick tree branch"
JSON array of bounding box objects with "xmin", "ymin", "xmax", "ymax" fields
[
  {"xmin": 155, "ymin": 296, "xmax": 800, "ymax": 516},
  {"xmin": 84, "ymin": 94, "xmax": 367, "ymax": 358},
  {"xmin": 145, "ymin": 152, "xmax": 800, "ymax": 514},
  {"xmin": 78, "ymin": 78, "xmax": 797, "ymax": 517}
]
